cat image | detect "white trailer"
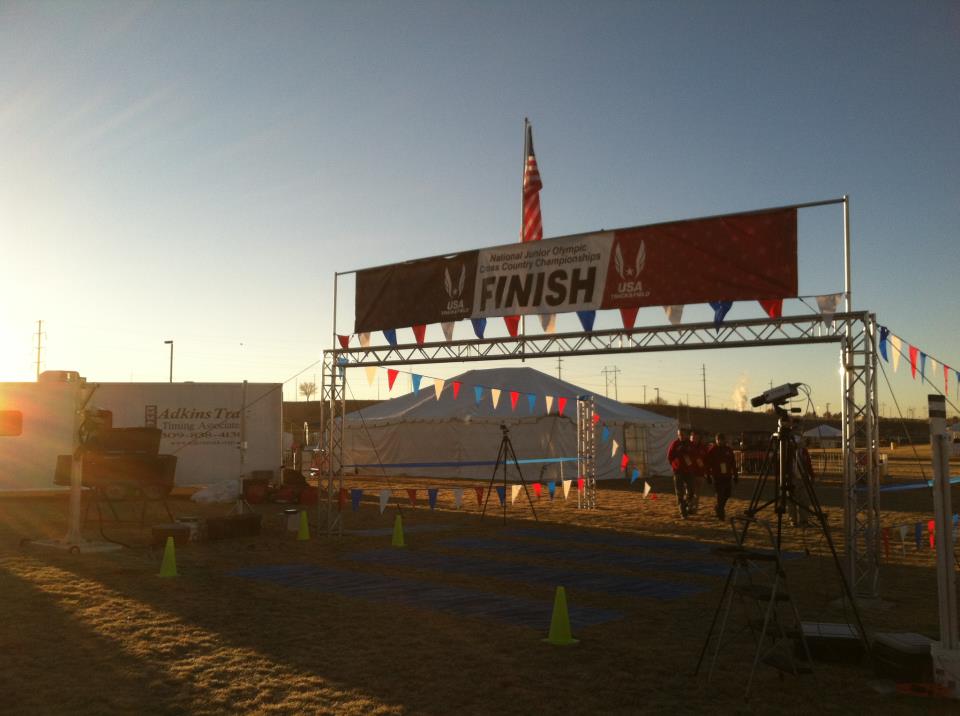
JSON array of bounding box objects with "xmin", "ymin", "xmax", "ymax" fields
[{"xmin": 0, "ymin": 374, "xmax": 283, "ymax": 491}]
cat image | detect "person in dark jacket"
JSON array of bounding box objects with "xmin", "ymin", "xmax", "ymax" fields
[
  {"xmin": 705, "ymin": 432, "xmax": 739, "ymax": 521},
  {"xmin": 688, "ymin": 430, "xmax": 708, "ymax": 514},
  {"xmin": 667, "ymin": 427, "xmax": 694, "ymax": 518}
]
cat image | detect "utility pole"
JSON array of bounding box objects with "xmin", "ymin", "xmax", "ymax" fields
[
  {"xmin": 556, "ymin": 356, "xmax": 563, "ymax": 380},
  {"xmin": 34, "ymin": 319, "xmax": 44, "ymax": 379},
  {"xmin": 701, "ymin": 363, "xmax": 707, "ymax": 408},
  {"xmin": 601, "ymin": 365, "xmax": 621, "ymax": 400},
  {"xmin": 643, "ymin": 385, "xmax": 647, "ymax": 403},
  {"xmin": 655, "ymin": 387, "xmax": 660, "ymax": 404}
]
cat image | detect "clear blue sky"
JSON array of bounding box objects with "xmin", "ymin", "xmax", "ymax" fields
[{"xmin": 1, "ymin": 1, "xmax": 957, "ymax": 419}]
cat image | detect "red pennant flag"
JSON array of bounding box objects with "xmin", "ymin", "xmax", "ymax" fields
[
  {"xmin": 504, "ymin": 315, "xmax": 521, "ymax": 337},
  {"xmin": 592, "ymin": 412, "xmax": 600, "ymax": 425},
  {"xmin": 909, "ymin": 345, "xmax": 918, "ymax": 378},
  {"xmin": 337, "ymin": 334, "xmax": 350, "ymax": 349},
  {"xmin": 412, "ymin": 324, "xmax": 427, "ymax": 345},
  {"xmin": 929, "ymin": 519, "xmax": 936, "ymax": 548},
  {"xmin": 387, "ymin": 369, "xmax": 399, "ymax": 390},
  {"xmin": 758, "ymin": 299, "xmax": 782, "ymax": 319},
  {"xmin": 620, "ymin": 453, "xmax": 629, "ymax": 471},
  {"xmin": 557, "ymin": 396, "xmax": 568, "ymax": 416},
  {"xmin": 338, "ymin": 487, "xmax": 347, "ymax": 511},
  {"xmin": 619, "ymin": 306, "xmax": 639, "ymax": 331},
  {"xmin": 577, "ymin": 477, "xmax": 585, "ymax": 492},
  {"xmin": 452, "ymin": 381, "xmax": 462, "ymax": 399},
  {"xmin": 881, "ymin": 527, "xmax": 890, "ymax": 559},
  {"xmin": 407, "ymin": 488, "xmax": 418, "ymax": 507},
  {"xmin": 509, "ymin": 390, "xmax": 519, "ymax": 411},
  {"xmin": 533, "ymin": 482, "xmax": 542, "ymax": 499},
  {"xmin": 649, "ymin": 492, "xmax": 658, "ymax": 500},
  {"xmin": 475, "ymin": 486, "xmax": 484, "ymax": 506}
]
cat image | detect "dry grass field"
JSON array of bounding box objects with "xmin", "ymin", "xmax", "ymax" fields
[{"xmin": 0, "ymin": 452, "xmax": 956, "ymax": 715}]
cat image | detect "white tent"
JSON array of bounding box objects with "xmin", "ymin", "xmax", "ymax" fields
[
  {"xmin": 342, "ymin": 367, "xmax": 676, "ymax": 481},
  {"xmin": 803, "ymin": 424, "xmax": 842, "ymax": 446}
]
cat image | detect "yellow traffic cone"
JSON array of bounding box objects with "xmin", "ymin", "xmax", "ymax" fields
[
  {"xmin": 159, "ymin": 536, "xmax": 178, "ymax": 578},
  {"xmin": 543, "ymin": 586, "xmax": 578, "ymax": 645},
  {"xmin": 297, "ymin": 510, "xmax": 310, "ymax": 541},
  {"xmin": 391, "ymin": 514, "xmax": 405, "ymax": 547}
]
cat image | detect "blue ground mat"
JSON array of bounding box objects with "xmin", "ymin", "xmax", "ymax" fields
[
  {"xmin": 348, "ymin": 548, "xmax": 708, "ymax": 599},
  {"xmin": 346, "ymin": 524, "xmax": 459, "ymax": 537},
  {"xmin": 501, "ymin": 526, "xmax": 717, "ymax": 553},
  {"xmin": 230, "ymin": 563, "xmax": 623, "ymax": 627}
]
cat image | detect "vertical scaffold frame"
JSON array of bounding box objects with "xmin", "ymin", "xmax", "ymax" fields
[{"xmin": 577, "ymin": 395, "xmax": 598, "ymax": 509}]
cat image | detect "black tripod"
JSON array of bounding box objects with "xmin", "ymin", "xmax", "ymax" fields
[{"xmin": 481, "ymin": 423, "xmax": 539, "ymax": 524}]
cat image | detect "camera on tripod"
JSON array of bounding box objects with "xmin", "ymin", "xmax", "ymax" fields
[{"xmin": 750, "ymin": 382, "xmax": 800, "ymax": 408}]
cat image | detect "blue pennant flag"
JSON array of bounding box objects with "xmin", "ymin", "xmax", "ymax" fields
[
  {"xmin": 411, "ymin": 374, "xmax": 422, "ymax": 395},
  {"xmin": 576, "ymin": 310, "xmax": 596, "ymax": 332},
  {"xmin": 920, "ymin": 352, "xmax": 927, "ymax": 381},
  {"xmin": 383, "ymin": 328, "xmax": 397, "ymax": 346},
  {"xmin": 709, "ymin": 301, "xmax": 733, "ymax": 331},
  {"xmin": 428, "ymin": 488, "xmax": 438, "ymax": 510},
  {"xmin": 495, "ymin": 486, "xmax": 506, "ymax": 506},
  {"xmin": 602, "ymin": 426, "xmax": 610, "ymax": 443},
  {"xmin": 471, "ymin": 318, "xmax": 487, "ymax": 339},
  {"xmin": 915, "ymin": 522, "xmax": 923, "ymax": 549},
  {"xmin": 474, "ymin": 385, "xmax": 484, "ymax": 405},
  {"xmin": 547, "ymin": 481, "xmax": 556, "ymax": 499},
  {"xmin": 630, "ymin": 468, "xmax": 640, "ymax": 484},
  {"xmin": 350, "ymin": 489, "xmax": 363, "ymax": 512},
  {"xmin": 878, "ymin": 326, "xmax": 889, "ymax": 362},
  {"xmin": 527, "ymin": 393, "xmax": 536, "ymax": 413}
]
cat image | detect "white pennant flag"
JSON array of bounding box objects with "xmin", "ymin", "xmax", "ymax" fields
[
  {"xmin": 539, "ymin": 313, "xmax": 557, "ymax": 334},
  {"xmin": 359, "ymin": 332, "xmax": 371, "ymax": 348},
  {"xmin": 930, "ymin": 356, "xmax": 938, "ymax": 374},
  {"xmin": 510, "ymin": 484, "xmax": 522, "ymax": 504},
  {"xmin": 379, "ymin": 489, "xmax": 390, "ymax": 514},
  {"xmin": 611, "ymin": 438, "xmax": 620, "ymax": 457},
  {"xmin": 441, "ymin": 322, "xmax": 455, "ymax": 342},
  {"xmin": 890, "ymin": 334, "xmax": 902, "ymax": 373},
  {"xmin": 545, "ymin": 396, "xmax": 554, "ymax": 414},
  {"xmin": 433, "ymin": 378, "xmax": 445, "ymax": 400},
  {"xmin": 365, "ymin": 366, "xmax": 378, "ymax": 386},
  {"xmin": 663, "ymin": 305, "xmax": 684, "ymax": 325},
  {"xmin": 491, "ymin": 388, "xmax": 502, "ymax": 409},
  {"xmin": 562, "ymin": 479, "xmax": 572, "ymax": 499},
  {"xmin": 453, "ymin": 487, "xmax": 463, "ymax": 509},
  {"xmin": 816, "ymin": 293, "xmax": 842, "ymax": 328},
  {"xmin": 643, "ymin": 481, "xmax": 652, "ymax": 498}
]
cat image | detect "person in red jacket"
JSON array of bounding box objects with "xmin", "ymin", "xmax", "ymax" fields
[
  {"xmin": 688, "ymin": 430, "xmax": 708, "ymax": 514},
  {"xmin": 667, "ymin": 427, "xmax": 694, "ymax": 518},
  {"xmin": 705, "ymin": 432, "xmax": 739, "ymax": 521}
]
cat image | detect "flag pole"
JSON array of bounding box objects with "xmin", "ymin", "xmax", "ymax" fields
[{"xmin": 520, "ymin": 117, "xmax": 529, "ymax": 359}]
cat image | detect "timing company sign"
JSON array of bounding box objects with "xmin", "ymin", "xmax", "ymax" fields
[{"xmin": 472, "ymin": 232, "xmax": 613, "ymax": 318}]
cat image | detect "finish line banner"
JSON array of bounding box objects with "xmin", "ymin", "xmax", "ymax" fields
[{"xmin": 354, "ymin": 207, "xmax": 797, "ymax": 334}]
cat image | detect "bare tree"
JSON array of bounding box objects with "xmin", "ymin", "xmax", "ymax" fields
[{"xmin": 299, "ymin": 382, "xmax": 317, "ymax": 401}]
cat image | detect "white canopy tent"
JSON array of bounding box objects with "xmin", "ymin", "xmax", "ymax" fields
[
  {"xmin": 342, "ymin": 367, "xmax": 675, "ymax": 481},
  {"xmin": 803, "ymin": 423, "xmax": 843, "ymax": 446}
]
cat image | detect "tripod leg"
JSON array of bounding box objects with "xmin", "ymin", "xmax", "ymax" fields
[
  {"xmin": 694, "ymin": 560, "xmax": 736, "ymax": 675},
  {"xmin": 481, "ymin": 440, "xmax": 507, "ymax": 520},
  {"xmin": 505, "ymin": 437, "xmax": 538, "ymax": 522}
]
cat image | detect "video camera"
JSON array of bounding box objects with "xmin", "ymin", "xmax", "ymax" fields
[{"xmin": 750, "ymin": 382, "xmax": 800, "ymax": 408}]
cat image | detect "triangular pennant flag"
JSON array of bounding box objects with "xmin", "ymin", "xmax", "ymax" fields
[
  {"xmin": 428, "ymin": 488, "xmax": 438, "ymax": 510},
  {"xmin": 379, "ymin": 489, "xmax": 390, "ymax": 514},
  {"xmin": 545, "ymin": 395, "xmax": 554, "ymax": 414},
  {"xmin": 816, "ymin": 293, "xmax": 842, "ymax": 327},
  {"xmin": 533, "ymin": 482, "xmax": 542, "ymax": 499},
  {"xmin": 411, "ymin": 374, "xmax": 422, "ymax": 395},
  {"xmin": 576, "ymin": 310, "xmax": 596, "ymax": 332},
  {"xmin": 630, "ymin": 468, "xmax": 639, "ymax": 484},
  {"xmin": 364, "ymin": 366, "xmax": 377, "ymax": 386},
  {"xmin": 562, "ymin": 479, "xmax": 572, "ymax": 499},
  {"xmin": 909, "ymin": 345, "xmax": 918, "ymax": 379},
  {"xmin": 433, "ymin": 378, "xmax": 445, "ymax": 400},
  {"xmin": 592, "ymin": 412, "xmax": 600, "ymax": 425},
  {"xmin": 474, "ymin": 385, "xmax": 484, "ymax": 405},
  {"xmin": 495, "ymin": 486, "xmax": 506, "ymax": 506},
  {"xmin": 453, "ymin": 488, "xmax": 463, "ymax": 509},
  {"xmin": 619, "ymin": 306, "xmax": 639, "ymax": 332},
  {"xmin": 557, "ymin": 396, "xmax": 568, "ymax": 416},
  {"xmin": 491, "ymin": 388, "xmax": 502, "ymax": 409},
  {"xmin": 440, "ymin": 322, "xmax": 455, "ymax": 342},
  {"xmin": 510, "ymin": 390, "xmax": 520, "ymax": 411},
  {"xmin": 387, "ymin": 368, "xmax": 399, "ymax": 391},
  {"xmin": 611, "ymin": 439, "xmax": 620, "ymax": 456},
  {"xmin": 930, "ymin": 356, "xmax": 938, "ymax": 374},
  {"xmin": 407, "ymin": 488, "xmax": 417, "ymax": 507},
  {"xmin": 620, "ymin": 453, "xmax": 629, "ymax": 471},
  {"xmin": 527, "ymin": 393, "xmax": 536, "ymax": 412},
  {"xmin": 510, "ymin": 484, "xmax": 521, "ymax": 504},
  {"xmin": 337, "ymin": 334, "xmax": 350, "ymax": 349},
  {"xmin": 471, "ymin": 317, "xmax": 487, "ymax": 339},
  {"xmin": 412, "ymin": 324, "xmax": 427, "ymax": 345},
  {"xmin": 928, "ymin": 519, "xmax": 936, "ymax": 549},
  {"xmin": 577, "ymin": 477, "xmax": 585, "ymax": 493},
  {"xmin": 351, "ymin": 488, "xmax": 363, "ymax": 512},
  {"xmin": 474, "ymin": 486, "xmax": 484, "ymax": 506},
  {"xmin": 758, "ymin": 299, "xmax": 782, "ymax": 319},
  {"xmin": 539, "ymin": 313, "xmax": 557, "ymax": 334},
  {"xmin": 453, "ymin": 381, "xmax": 462, "ymax": 399},
  {"xmin": 709, "ymin": 301, "xmax": 733, "ymax": 331},
  {"xmin": 915, "ymin": 522, "xmax": 923, "ymax": 549},
  {"xmin": 664, "ymin": 305, "xmax": 684, "ymax": 325},
  {"xmin": 890, "ymin": 335, "xmax": 902, "ymax": 372},
  {"xmin": 503, "ymin": 315, "xmax": 521, "ymax": 337},
  {"xmin": 643, "ymin": 481, "xmax": 652, "ymax": 498},
  {"xmin": 878, "ymin": 326, "xmax": 889, "ymax": 362},
  {"xmin": 919, "ymin": 351, "xmax": 927, "ymax": 380},
  {"xmin": 383, "ymin": 328, "xmax": 397, "ymax": 346},
  {"xmin": 359, "ymin": 332, "xmax": 371, "ymax": 348},
  {"xmin": 547, "ymin": 481, "xmax": 556, "ymax": 499}
]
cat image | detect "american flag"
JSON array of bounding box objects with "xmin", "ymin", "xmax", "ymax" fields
[{"xmin": 521, "ymin": 119, "xmax": 542, "ymax": 242}]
